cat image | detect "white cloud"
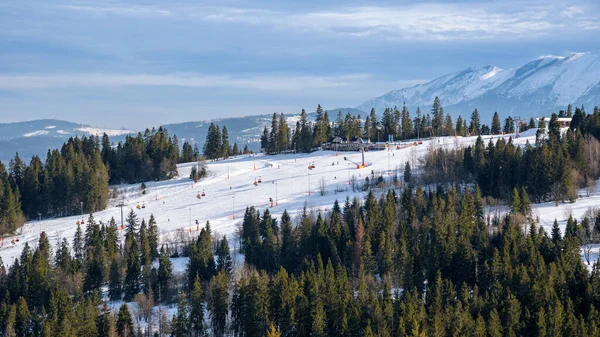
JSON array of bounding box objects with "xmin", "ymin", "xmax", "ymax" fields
[
  {"xmin": 0, "ymin": 73, "xmax": 377, "ymax": 91},
  {"xmin": 56, "ymin": 2, "xmax": 599, "ymax": 41}
]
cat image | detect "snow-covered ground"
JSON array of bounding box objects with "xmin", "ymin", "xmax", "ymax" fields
[
  {"xmin": 76, "ymin": 127, "xmax": 134, "ymax": 136},
  {"xmin": 1, "ymin": 129, "xmax": 598, "ymax": 271}
]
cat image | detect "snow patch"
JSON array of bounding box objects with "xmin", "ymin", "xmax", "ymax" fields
[
  {"xmin": 77, "ymin": 127, "xmax": 134, "ymax": 136},
  {"xmin": 479, "ymin": 66, "xmax": 503, "ymax": 80},
  {"xmin": 23, "ymin": 130, "xmax": 49, "ymax": 137},
  {"xmin": 56, "ymin": 130, "xmax": 70, "ymax": 135},
  {"xmin": 44, "ymin": 125, "xmax": 56, "ymax": 129}
]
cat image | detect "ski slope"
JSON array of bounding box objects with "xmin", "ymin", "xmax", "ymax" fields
[{"xmin": 0, "ymin": 129, "xmax": 596, "ymax": 268}]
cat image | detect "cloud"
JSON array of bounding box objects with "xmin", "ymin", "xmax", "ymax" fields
[
  {"xmin": 0, "ymin": 73, "xmax": 386, "ymax": 91},
  {"xmin": 55, "ymin": 1, "xmax": 600, "ymax": 41}
]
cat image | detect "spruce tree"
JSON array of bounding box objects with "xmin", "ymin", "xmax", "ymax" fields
[
  {"xmin": 221, "ymin": 126, "xmax": 230, "ymax": 158},
  {"xmin": 510, "ymin": 187, "xmax": 521, "ymax": 214},
  {"xmin": 148, "ymin": 214, "xmax": 159, "ymax": 261},
  {"xmin": 171, "ymin": 291, "xmax": 190, "ymax": 337},
  {"xmin": 404, "ymin": 162, "xmax": 412, "ymax": 184},
  {"xmin": 216, "ymin": 236, "xmax": 233, "ymax": 276},
  {"xmin": 209, "ymin": 271, "xmax": 229, "ymax": 337},
  {"xmin": 470, "ymin": 109, "xmax": 481, "ymax": 135},
  {"xmin": 492, "ymin": 112, "xmax": 502, "ymax": 135},
  {"xmin": 158, "ymin": 245, "xmax": 173, "ymax": 303},
  {"xmin": 108, "ymin": 258, "xmax": 122, "ymax": 301},
  {"xmin": 117, "ymin": 304, "xmax": 134, "ymax": 337},
  {"xmin": 189, "ymin": 274, "xmax": 206, "ymax": 336}
]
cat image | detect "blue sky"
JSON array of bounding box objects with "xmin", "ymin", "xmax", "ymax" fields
[{"xmin": 1, "ymin": 0, "xmax": 599, "ymax": 129}]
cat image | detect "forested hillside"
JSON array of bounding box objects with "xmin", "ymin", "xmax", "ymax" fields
[
  {"xmin": 0, "ymin": 127, "xmax": 185, "ymax": 234},
  {"xmin": 1, "ymin": 101, "xmax": 600, "ymax": 337}
]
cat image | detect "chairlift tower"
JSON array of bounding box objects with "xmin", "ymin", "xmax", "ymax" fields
[
  {"xmin": 116, "ymin": 201, "xmax": 126, "ymax": 227},
  {"xmin": 512, "ymin": 116, "xmax": 522, "ymax": 139}
]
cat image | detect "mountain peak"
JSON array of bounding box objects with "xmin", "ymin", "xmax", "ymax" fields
[{"xmin": 356, "ymin": 52, "xmax": 600, "ymax": 121}]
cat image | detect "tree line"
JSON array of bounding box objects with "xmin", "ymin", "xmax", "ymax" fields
[
  {"xmin": 1, "ymin": 126, "xmax": 218, "ymax": 234},
  {"xmin": 420, "ymin": 110, "xmax": 600, "ymax": 204},
  {"xmin": 203, "ymin": 123, "xmax": 249, "ymax": 160},
  {"xmin": 254, "ymin": 100, "xmax": 542, "ymax": 156},
  {"xmin": 1, "ymin": 136, "xmax": 109, "ymax": 234}
]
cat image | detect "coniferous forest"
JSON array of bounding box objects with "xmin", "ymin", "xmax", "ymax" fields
[
  {"xmin": 0, "ymin": 127, "xmax": 184, "ymax": 234},
  {"xmin": 1, "ymin": 100, "xmax": 600, "ymax": 336}
]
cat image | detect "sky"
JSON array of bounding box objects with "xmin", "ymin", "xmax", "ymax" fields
[{"xmin": 1, "ymin": 0, "xmax": 599, "ymax": 129}]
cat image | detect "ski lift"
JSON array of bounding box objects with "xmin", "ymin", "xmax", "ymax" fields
[{"xmin": 258, "ymin": 176, "xmax": 262, "ymax": 183}]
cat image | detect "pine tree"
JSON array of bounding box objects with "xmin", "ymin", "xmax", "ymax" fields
[
  {"xmin": 510, "ymin": 187, "xmax": 521, "ymax": 214},
  {"xmin": 470, "ymin": 109, "xmax": 481, "ymax": 135},
  {"xmin": 124, "ymin": 231, "xmax": 141, "ymax": 301},
  {"xmin": 108, "ymin": 258, "xmax": 122, "ymax": 301},
  {"xmin": 73, "ymin": 223, "xmax": 84, "ymax": 266},
  {"xmin": 404, "ymin": 162, "xmax": 412, "ymax": 184},
  {"xmin": 189, "ymin": 274, "xmax": 207, "ymax": 336},
  {"xmin": 431, "ymin": 97, "xmax": 444, "ymax": 136},
  {"xmin": 14, "ymin": 296, "xmax": 29, "ymax": 337},
  {"xmin": 148, "ymin": 214, "xmax": 159, "ymax": 261},
  {"xmin": 492, "ymin": 112, "xmax": 502, "ymax": 135},
  {"xmin": 216, "ymin": 236, "xmax": 233, "ymax": 276},
  {"xmin": 158, "ymin": 245, "xmax": 173, "ymax": 303},
  {"xmin": 221, "ymin": 126, "xmax": 230, "ymax": 158},
  {"xmin": 117, "ymin": 304, "xmax": 134, "ymax": 337},
  {"xmin": 172, "ymin": 291, "xmax": 190, "ymax": 337},
  {"xmin": 209, "ymin": 271, "xmax": 229, "ymax": 337},
  {"xmin": 520, "ymin": 187, "xmax": 531, "ymax": 216}
]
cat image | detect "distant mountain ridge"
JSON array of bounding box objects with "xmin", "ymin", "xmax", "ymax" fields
[
  {"xmin": 0, "ymin": 119, "xmax": 134, "ymax": 162},
  {"xmin": 356, "ymin": 52, "xmax": 600, "ymax": 121},
  {"xmin": 0, "ymin": 107, "xmax": 359, "ymax": 162}
]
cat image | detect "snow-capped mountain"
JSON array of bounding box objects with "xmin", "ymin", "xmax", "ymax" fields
[{"xmin": 357, "ymin": 52, "xmax": 600, "ymax": 121}]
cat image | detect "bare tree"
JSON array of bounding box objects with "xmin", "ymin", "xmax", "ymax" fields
[
  {"xmin": 552, "ymin": 182, "xmax": 562, "ymax": 206},
  {"xmin": 134, "ymin": 291, "xmax": 155, "ymax": 323},
  {"xmin": 350, "ymin": 174, "xmax": 358, "ymax": 192},
  {"xmin": 586, "ymin": 177, "xmax": 597, "ymax": 198},
  {"xmin": 318, "ymin": 177, "xmax": 326, "ymax": 196},
  {"xmin": 157, "ymin": 307, "xmax": 171, "ymax": 337}
]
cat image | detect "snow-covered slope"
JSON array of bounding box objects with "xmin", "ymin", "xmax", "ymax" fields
[
  {"xmin": 357, "ymin": 52, "xmax": 600, "ymax": 120},
  {"xmin": 0, "ymin": 130, "xmax": 584, "ymax": 265}
]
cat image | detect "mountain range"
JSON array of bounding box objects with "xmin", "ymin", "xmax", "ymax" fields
[
  {"xmin": 2, "ymin": 52, "xmax": 600, "ymax": 162},
  {"xmin": 357, "ymin": 52, "xmax": 600, "ymax": 121}
]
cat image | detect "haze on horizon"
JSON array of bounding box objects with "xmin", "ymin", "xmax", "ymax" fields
[{"xmin": 1, "ymin": 0, "xmax": 599, "ymax": 129}]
